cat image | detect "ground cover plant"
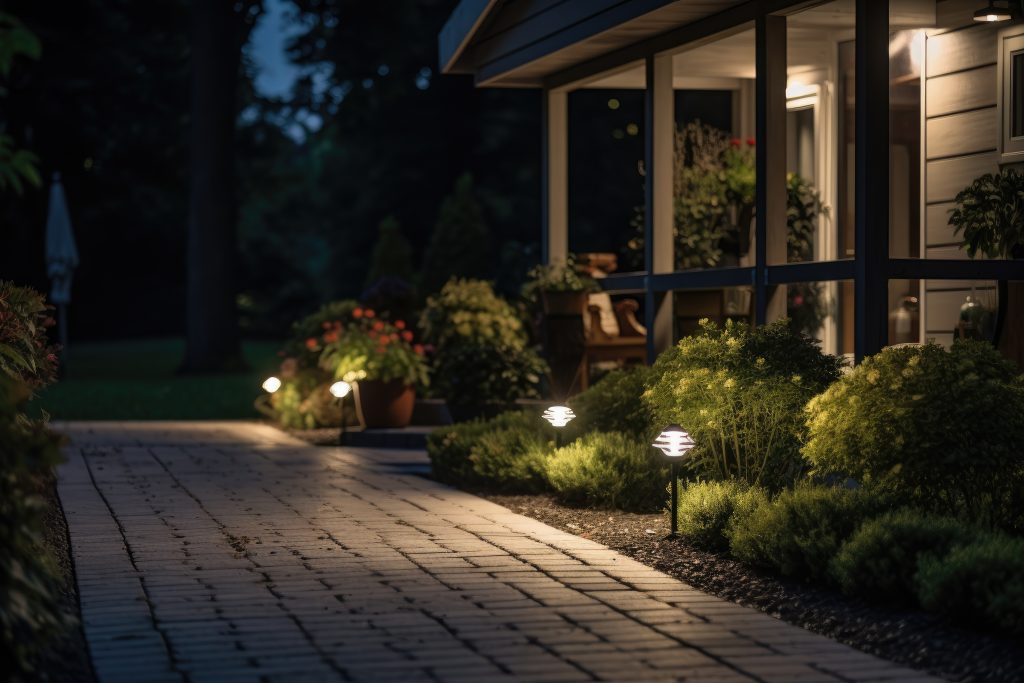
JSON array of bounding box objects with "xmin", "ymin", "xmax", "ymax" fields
[
  {"xmin": 803, "ymin": 340, "xmax": 1024, "ymax": 529},
  {"xmin": 646, "ymin": 319, "xmax": 842, "ymax": 490}
]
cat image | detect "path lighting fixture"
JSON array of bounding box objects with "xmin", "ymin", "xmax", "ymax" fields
[
  {"xmin": 653, "ymin": 424, "xmax": 696, "ymax": 538},
  {"xmin": 542, "ymin": 405, "xmax": 575, "ymax": 447},
  {"xmin": 261, "ymin": 376, "xmax": 282, "ymax": 394},
  {"xmin": 974, "ymin": 1, "xmax": 1013, "ymax": 21},
  {"xmin": 330, "ymin": 381, "xmax": 353, "ymax": 446}
]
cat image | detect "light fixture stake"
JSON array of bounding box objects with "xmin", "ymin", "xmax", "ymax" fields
[{"xmin": 653, "ymin": 424, "xmax": 696, "ymax": 539}]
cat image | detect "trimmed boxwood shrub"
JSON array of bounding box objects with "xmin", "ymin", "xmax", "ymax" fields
[
  {"xmin": 646, "ymin": 320, "xmax": 842, "ymax": 490},
  {"xmin": 830, "ymin": 509, "xmax": 976, "ymax": 603},
  {"xmin": 803, "ymin": 340, "xmax": 1024, "ymax": 529},
  {"xmin": 427, "ymin": 411, "xmax": 538, "ymax": 486},
  {"xmin": 916, "ymin": 535, "xmax": 1024, "ymax": 636},
  {"xmin": 545, "ymin": 432, "xmax": 666, "ymax": 511},
  {"xmin": 469, "ymin": 424, "xmax": 550, "ymax": 493},
  {"xmin": 674, "ymin": 480, "xmax": 766, "ymax": 551},
  {"xmin": 729, "ymin": 484, "xmax": 892, "ymax": 581},
  {"xmin": 568, "ymin": 366, "xmax": 655, "ymax": 440}
]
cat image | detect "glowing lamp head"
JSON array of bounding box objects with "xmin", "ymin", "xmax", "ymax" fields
[
  {"xmin": 329, "ymin": 380, "xmax": 352, "ymax": 398},
  {"xmin": 974, "ymin": 1, "xmax": 1012, "ymax": 21},
  {"xmin": 262, "ymin": 376, "xmax": 282, "ymax": 393},
  {"xmin": 542, "ymin": 405, "xmax": 576, "ymax": 428},
  {"xmin": 653, "ymin": 424, "xmax": 695, "ymax": 458}
]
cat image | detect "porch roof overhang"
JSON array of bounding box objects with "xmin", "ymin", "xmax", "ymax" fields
[{"xmin": 439, "ymin": 0, "xmax": 758, "ymax": 88}]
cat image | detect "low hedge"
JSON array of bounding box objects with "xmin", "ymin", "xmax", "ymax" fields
[
  {"xmin": 728, "ymin": 484, "xmax": 893, "ymax": 581},
  {"xmin": 674, "ymin": 480, "xmax": 767, "ymax": 551},
  {"xmin": 546, "ymin": 432, "xmax": 666, "ymax": 511},
  {"xmin": 830, "ymin": 509, "xmax": 977, "ymax": 603},
  {"xmin": 426, "ymin": 411, "xmax": 539, "ymax": 487}
]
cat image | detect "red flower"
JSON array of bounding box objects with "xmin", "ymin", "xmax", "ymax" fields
[
  {"xmin": 401, "ymin": 330, "xmax": 413, "ymax": 342},
  {"xmin": 305, "ymin": 338, "xmax": 318, "ymax": 350},
  {"xmin": 323, "ymin": 330, "xmax": 339, "ymax": 343},
  {"xmin": 373, "ymin": 321, "xmax": 385, "ymax": 332},
  {"xmin": 364, "ymin": 308, "xmax": 376, "ymax": 318},
  {"xmin": 413, "ymin": 344, "xmax": 425, "ymax": 356},
  {"xmin": 394, "ymin": 320, "xmax": 406, "ymax": 330},
  {"xmin": 792, "ymin": 295, "xmax": 805, "ymax": 306},
  {"xmin": 368, "ymin": 330, "xmax": 378, "ymax": 339},
  {"xmin": 352, "ymin": 308, "xmax": 364, "ymax": 319},
  {"xmin": 746, "ymin": 137, "xmax": 756, "ymax": 146},
  {"xmin": 730, "ymin": 138, "xmax": 741, "ymax": 147},
  {"xmin": 380, "ymin": 335, "xmax": 391, "ymax": 345}
]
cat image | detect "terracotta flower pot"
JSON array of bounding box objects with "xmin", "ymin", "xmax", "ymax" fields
[
  {"xmin": 357, "ymin": 380, "xmax": 415, "ymax": 428},
  {"xmin": 541, "ymin": 290, "xmax": 588, "ymax": 316}
]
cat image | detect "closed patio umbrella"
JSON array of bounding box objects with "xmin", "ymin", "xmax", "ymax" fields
[{"xmin": 45, "ymin": 172, "xmax": 78, "ymax": 358}]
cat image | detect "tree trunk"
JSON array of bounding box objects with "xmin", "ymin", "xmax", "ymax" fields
[{"xmin": 182, "ymin": 0, "xmax": 243, "ymax": 372}]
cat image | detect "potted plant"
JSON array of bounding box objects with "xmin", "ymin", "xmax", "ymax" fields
[
  {"xmin": 419, "ymin": 278, "xmax": 546, "ymax": 422},
  {"xmin": 319, "ymin": 307, "xmax": 429, "ymax": 428},
  {"xmin": 950, "ymin": 169, "xmax": 1024, "ymax": 367},
  {"xmin": 521, "ymin": 255, "xmax": 599, "ymax": 316}
]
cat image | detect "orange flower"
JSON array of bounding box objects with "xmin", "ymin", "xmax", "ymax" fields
[
  {"xmin": 352, "ymin": 308, "xmax": 364, "ymax": 318},
  {"xmin": 373, "ymin": 321, "xmax": 385, "ymax": 332},
  {"xmin": 305, "ymin": 338, "xmax": 318, "ymax": 350},
  {"xmin": 364, "ymin": 308, "xmax": 376, "ymax": 318},
  {"xmin": 413, "ymin": 344, "xmax": 425, "ymax": 355},
  {"xmin": 323, "ymin": 330, "xmax": 339, "ymax": 343},
  {"xmin": 394, "ymin": 320, "xmax": 406, "ymax": 330},
  {"xmin": 401, "ymin": 330, "xmax": 413, "ymax": 342},
  {"xmin": 380, "ymin": 335, "xmax": 391, "ymax": 345}
]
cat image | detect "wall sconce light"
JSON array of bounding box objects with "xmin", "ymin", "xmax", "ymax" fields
[
  {"xmin": 974, "ymin": 1, "xmax": 1014, "ymax": 21},
  {"xmin": 653, "ymin": 424, "xmax": 696, "ymax": 538},
  {"xmin": 261, "ymin": 376, "xmax": 282, "ymax": 393},
  {"xmin": 542, "ymin": 405, "xmax": 575, "ymax": 446}
]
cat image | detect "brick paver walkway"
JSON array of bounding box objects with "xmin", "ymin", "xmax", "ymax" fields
[{"xmin": 57, "ymin": 422, "xmax": 941, "ymax": 683}]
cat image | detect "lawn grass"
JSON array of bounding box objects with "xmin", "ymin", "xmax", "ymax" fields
[{"xmin": 30, "ymin": 338, "xmax": 281, "ymax": 420}]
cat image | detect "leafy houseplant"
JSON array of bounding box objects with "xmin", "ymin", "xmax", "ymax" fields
[
  {"xmin": 949, "ymin": 169, "xmax": 1024, "ymax": 366},
  {"xmin": 318, "ymin": 306, "xmax": 429, "ymax": 428},
  {"xmin": 521, "ymin": 255, "xmax": 600, "ymax": 315}
]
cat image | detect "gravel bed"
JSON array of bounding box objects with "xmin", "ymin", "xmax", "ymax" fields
[{"xmin": 484, "ymin": 492, "xmax": 1024, "ymax": 683}]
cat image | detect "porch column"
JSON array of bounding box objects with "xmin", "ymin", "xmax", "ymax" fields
[
  {"xmin": 854, "ymin": 0, "xmax": 889, "ymax": 361},
  {"xmin": 754, "ymin": 13, "xmax": 788, "ymax": 325},
  {"xmin": 645, "ymin": 53, "xmax": 675, "ymax": 363},
  {"xmin": 542, "ymin": 88, "xmax": 569, "ymax": 265}
]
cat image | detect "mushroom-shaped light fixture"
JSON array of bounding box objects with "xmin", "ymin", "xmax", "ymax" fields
[
  {"xmin": 542, "ymin": 405, "xmax": 576, "ymax": 428},
  {"xmin": 653, "ymin": 424, "xmax": 696, "ymax": 538},
  {"xmin": 262, "ymin": 376, "xmax": 282, "ymax": 394},
  {"xmin": 329, "ymin": 380, "xmax": 352, "ymax": 398}
]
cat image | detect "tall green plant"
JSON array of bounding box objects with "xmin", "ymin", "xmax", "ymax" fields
[
  {"xmin": 949, "ymin": 169, "xmax": 1024, "ymax": 259},
  {"xmin": 419, "ymin": 173, "xmax": 490, "ymax": 297},
  {"xmin": 364, "ymin": 215, "xmax": 415, "ymax": 287},
  {"xmin": 645, "ymin": 319, "xmax": 842, "ymax": 489}
]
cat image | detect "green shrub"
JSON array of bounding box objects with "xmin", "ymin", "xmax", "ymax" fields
[
  {"xmin": 427, "ymin": 411, "xmax": 538, "ymax": 486},
  {"xmin": 803, "ymin": 341, "xmax": 1024, "ymax": 528},
  {"xmin": 470, "ymin": 425, "xmax": 550, "ymax": 493},
  {"xmin": 729, "ymin": 485, "xmax": 892, "ymax": 581},
  {"xmin": 830, "ymin": 509, "xmax": 976, "ymax": 603},
  {"xmin": 0, "ymin": 378, "xmax": 66, "ymax": 676},
  {"xmin": 674, "ymin": 480, "xmax": 753, "ymax": 551},
  {"xmin": 568, "ymin": 366, "xmax": 655, "ymax": 440},
  {"xmin": 0, "ymin": 282, "xmax": 58, "ymax": 389},
  {"xmin": 646, "ymin": 319, "xmax": 842, "ymax": 490},
  {"xmin": 546, "ymin": 432, "xmax": 666, "ymax": 511},
  {"xmin": 916, "ymin": 535, "xmax": 1024, "ymax": 636},
  {"xmin": 280, "ymin": 299, "xmax": 359, "ymax": 368},
  {"xmin": 419, "ymin": 279, "xmax": 546, "ymax": 411}
]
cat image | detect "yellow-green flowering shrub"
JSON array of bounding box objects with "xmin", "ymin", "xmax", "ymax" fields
[
  {"xmin": 803, "ymin": 341, "xmax": 1024, "ymax": 528},
  {"xmin": 646, "ymin": 319, "xmax": 842, "ymax": 490}
]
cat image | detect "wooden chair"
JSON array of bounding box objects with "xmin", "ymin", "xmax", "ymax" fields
[{"xmin": 579, "ymin": 296, "xmax": 646, "ymax": 390}]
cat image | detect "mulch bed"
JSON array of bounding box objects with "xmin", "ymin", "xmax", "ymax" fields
[
  {"xmin": 483, "ymin": 492, "xmax": 1024, "ymax": 683},
  {"xmin": 34, "ymin": 474, "xmax": 97, "ymax": 683}
]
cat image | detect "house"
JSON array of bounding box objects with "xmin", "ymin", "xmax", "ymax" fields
[{"xmin": 440, "ymin": 0, "xmax": 1024, "ymax": 363}]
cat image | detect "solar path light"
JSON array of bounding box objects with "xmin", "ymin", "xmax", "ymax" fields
[
  {"xmin": 261, "ymin": 376, "xmax": 282, "ymax": 394},
  {"xmin": 330, "ymin": 380, "xmax": 352, "ymax": 445},
  {"xmin": 653, "ymin": 424, "xmax": 696, "ymax": 538},
  {"xmin": 542, "ymin": 405, "xmax": 575, "ymax": 447}
]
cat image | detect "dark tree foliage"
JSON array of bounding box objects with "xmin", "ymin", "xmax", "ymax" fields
[
  {"xmin": 419, "ymin": 173, "xmax": 490, "ymax": 297},
  {"xmin": 365, "ymin": 215, "xmax": 415, "ymax": 287}
]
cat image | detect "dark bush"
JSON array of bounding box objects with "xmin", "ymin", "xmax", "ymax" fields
[
  {"xmin": 568, "ymin": 366, "xmax": 655, "ymax": 440},
  {"xmin": 0, "ymin": 378, "xmax": 66, "ymax": 676},
  {"xmin": 916, "ymin": 535, "xmax": 1024, "ymax": 637},
  {"xmin": 830, "ymin": 509, "xmax": 976, "ymax": 603},
  {"xmin": 803, "ymin": 341, "xmax": 1024, "ymax": 528},
  {"xmin": 729, "ymin": 484, "xmax": 892, "ymax": 581},
  {"xmin": 427, "ymin": 411, "xmax": 540, "ymax": 487},
  {"xmin": 674, "ymin": 480, "xmax": 766, "ymax": 551},
  {"xmin": 469, "ymin": 422, "xmax": 550, "ymax": 493},
  {"xmin": 646, "ymin": 319, "xmax": 843, "ymax": 490},
  {"xmin": 545, "ymin": 432, "xmax": 666, "ymax": 511},
  {"xmin": 0, "ymin": 282, "xmax": 58, "ymax": 388}
]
